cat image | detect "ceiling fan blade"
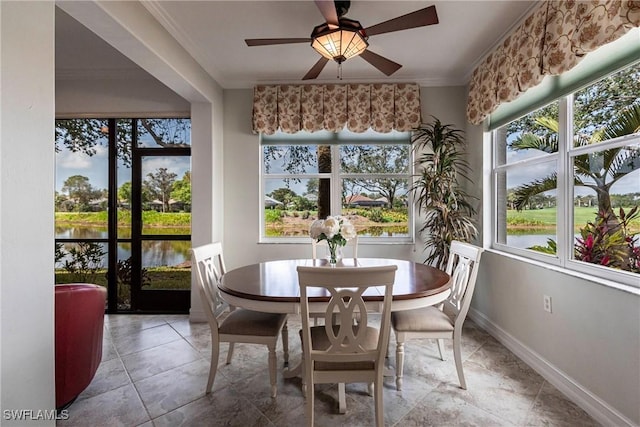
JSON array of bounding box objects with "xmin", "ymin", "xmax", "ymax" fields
[
  {"xmin": 314, "ymin": 0, "xmax": 339, "ymax": 26},
  {"xmin": 364, "ymin": 5, "xmax": 439, "ymax": 37},
  {"xmin": 302, "ymin": 57, "xmax": 330, "ymax": 80},
  {"xmin": 359, "ymin": 49, "xmax": 402, "ymax": 76},
  {"xmin": 245, "ymin": 38, "xmax": 311, "ymax": 46}
]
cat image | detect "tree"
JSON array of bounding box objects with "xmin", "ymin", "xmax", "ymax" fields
[
  {"xmin": 507, "ymin": 64, "xmax": 640, "ymax": 136},
  {"xmin": 509, "ymin": 64, "xmax": 640, "ymax": 220},
  {"xmin": 305, "ymin": 179, "xmax": 319, "ymax": 197},
  {"xmin": 269, "ymin": 188, "xmax": 298, "ymax": 206},
  {"xmin": 340, "ymin": 145, "xmax": 410, "ymax": 208},
  {"xmin": 61, "ymin": 175, "xmax": 101, "ymax": 211},
  {"xmin": 55, "ymin": 118, "xmax": 191, "ymax": 166},
  {"xmin": 510, "ymin": 103, "xmax": 640, "ymax": 220},
  {"xmin": 144, "ymin": 168, "xmax": 177, "ymax": 212},
  {"xmin": 118, "ymin": 181, "xmax": 132, "ymax": 207},
  {"xmin": 171, "ymin": 171, "xmax": 191, "ymax": 209}
]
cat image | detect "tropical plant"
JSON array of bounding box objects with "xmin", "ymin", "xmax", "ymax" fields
[
  {"xmin": 411, "ymin": 117, "xmax": 478, "ymax": 269},
  {"xmin": 575, "ymin": 207, "xmax": 640, "ymax": 272}
]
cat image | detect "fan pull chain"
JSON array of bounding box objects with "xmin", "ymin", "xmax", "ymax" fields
[{"xmin": 337, "ymin": 63, "xmax": 342, "ymax": 80}]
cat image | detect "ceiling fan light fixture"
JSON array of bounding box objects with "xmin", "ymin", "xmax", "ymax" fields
[{"xmin": 311, "ymin": 19, "xmax": 368, "ymax": 64}]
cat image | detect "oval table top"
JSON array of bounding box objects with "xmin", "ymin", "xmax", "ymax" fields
[{"xmin": 218, "ymin": 258, "xmax": 451, "ymax": 314}]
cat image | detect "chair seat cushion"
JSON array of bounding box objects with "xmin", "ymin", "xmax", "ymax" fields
[
  {"xmin": 391, "ymin": 306, "xmax": 454, "ymax": 333},
  {"xmin": 220, "ymin": 309, "xmax": 286, "ymax": 336},
  {"xmin": 299, "ymin": 325, "xmax": 378, "ymax": 371}
]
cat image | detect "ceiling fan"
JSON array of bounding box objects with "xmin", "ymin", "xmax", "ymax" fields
[{"xmin": 245, "ymin": 0, "xmax": 439, "ymax": 80}]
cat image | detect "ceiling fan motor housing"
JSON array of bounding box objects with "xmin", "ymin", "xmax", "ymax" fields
[{"xmin": 335, "ymin": 0, "xmax": 351, "ymax": 18}]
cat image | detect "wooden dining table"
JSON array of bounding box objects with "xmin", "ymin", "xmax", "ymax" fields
[
  {"xmin": 218, "ymin": 257, "xmax": 451, "ymax": 412},
  {"xmin": 218, "ymin": 257, "xmax": 451, "ymax": 313}
]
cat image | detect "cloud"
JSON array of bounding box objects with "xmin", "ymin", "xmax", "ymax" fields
[{"xmin": 57, "ymin": 144, "xmax": 107, "ymax": 169}]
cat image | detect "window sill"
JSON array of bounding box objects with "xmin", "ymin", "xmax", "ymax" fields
[{"xmin": 258, "ymin": 238, "xmax": 415, "ymax": 245}]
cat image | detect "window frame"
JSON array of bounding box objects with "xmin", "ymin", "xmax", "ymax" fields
[
  {"xmin": 259, "ymin": 130, "xmax": 414, "ymax": 244},
  {"xmin": 490, "ymin": 88, "xmax": 640, "ymax": 289}
]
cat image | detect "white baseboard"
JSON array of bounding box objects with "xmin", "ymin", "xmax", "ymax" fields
[{"xmin": 468, "ymin": 308, "xmax": 637, "ymax": 427}]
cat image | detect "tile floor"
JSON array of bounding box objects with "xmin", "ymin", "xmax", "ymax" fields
[{"xmin": 58, "ymin": 313, "xmax": 600, "ymax": 426}]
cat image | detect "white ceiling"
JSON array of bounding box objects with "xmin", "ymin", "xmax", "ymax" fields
[{"xmin": 56, "ymin": 1, "xmax": 536, "ymax": 89}]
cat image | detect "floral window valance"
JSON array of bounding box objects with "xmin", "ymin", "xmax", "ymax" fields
[
  {"xmin": 252, "ymin": 83, "xmax": 421, "ymax": 134},
  {"xmin": 467, "ymin": 0, "xmax": 640, "ymax": 125}
]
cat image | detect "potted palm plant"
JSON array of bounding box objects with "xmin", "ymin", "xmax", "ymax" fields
[{"xmin": 411, "ymin": 116, "xmax": 478, "ymax": 269}]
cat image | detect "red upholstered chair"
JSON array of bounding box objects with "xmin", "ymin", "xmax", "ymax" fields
[{"xmin": 55, "ymin": 284, "xmax": 106, "ymax": 409}]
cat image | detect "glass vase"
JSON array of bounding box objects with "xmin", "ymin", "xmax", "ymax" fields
[{"xmin": 326, "ymin": 242, "xmax": 343, "ymax": 265}]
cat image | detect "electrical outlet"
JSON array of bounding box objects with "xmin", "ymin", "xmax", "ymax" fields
[{"xmin": 543, "ymin": 295, "xmax": 552, "ymax": 313}]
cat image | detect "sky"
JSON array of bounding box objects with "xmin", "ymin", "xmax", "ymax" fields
[
  {"xmin": 55, "ymin": 145, "xmax": 190, "ymax": 193},
  {"xmin": 501, "ymin": 133, "xmax": 639, "ymax": 197}
]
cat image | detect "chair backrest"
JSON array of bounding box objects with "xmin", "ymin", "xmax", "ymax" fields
[
  {"xmin": 191, "ymin": 242, "xmax": 228, "ymax": 327},
  {"xmin": 443, "ymin": 241, "xmax": 483, "ymax": 326},
  {"xmin": 297, "ymin": 265, "xmax": 397, "ymax": 366},
  {"xmin": 311, "ymin": 235, "xmax": 359, "ymax": 260}
]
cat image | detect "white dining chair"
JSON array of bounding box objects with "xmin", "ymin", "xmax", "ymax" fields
[
  {"xmin": 191, "ymin": 242, "xmax": 289, "ymax": 398},
  {"xmin": 391, "ymin": 240, "xmax": 483, "ymax": 391},
  {"xmin": 297, "ymin": 264, "xmax": 397, "ymax": 427},
  {"xmin": 310, "ymin": 235, "xmax": 359, "ymax": 326}
]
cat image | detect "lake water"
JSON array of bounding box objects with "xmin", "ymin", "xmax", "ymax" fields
[
  {"xmin": 507, "ymin": 234, "xmax": 556, "ymax": 248},
  {"xmin": 55, "ymin": 226, "xmax": 190, "ymax": 268},
  {"xmin": 57, "ymin": 226, "xmax": 565, "ymax": 269}
]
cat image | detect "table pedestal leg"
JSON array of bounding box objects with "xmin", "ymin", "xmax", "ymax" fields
[
  {"xmin": 338, "ymin": 383, "xmax": 346, "ymax": 414},
  {"xmin": 283, "ymin": 360, "xmax": 302, "ymax": 378}
]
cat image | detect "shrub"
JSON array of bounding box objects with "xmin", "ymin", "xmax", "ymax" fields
[
  {"xmin": 368, "ymin": 209, "xmax": 384, "ymax": 223},
  {"xmin": 575, "ymin": 207, "xmax": 640, "ymax": 272},
  {"xmin": 59, "ymin": 242, "xmax": 106, "ymax": 283},
  {"xmin": 265, "ymin": 209, "xmax": 283, "ymax": 223}
]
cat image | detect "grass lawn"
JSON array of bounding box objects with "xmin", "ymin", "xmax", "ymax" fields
[
  {"xmin": 55, "ymin": 210, "xmax": 191, "ymax": 227},
  {"xmin": 507, "ymin": 206, "xmax": 640, "ymax": 231},
  {"xmin": 55, "ymin": 267, "xmax": 190, "ymax": 290}
]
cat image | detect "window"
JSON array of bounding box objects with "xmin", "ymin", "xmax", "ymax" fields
[
  {"xmin": 260, "ymin": 129, "xmax": 412, "ymax": 242},
  {"xmin": 55, "ymin": 118, "xmax": 192, "ymax": 312},
  {"xmin": 492, "ymin": 63, "xmax": 640, "ymax": 287}
]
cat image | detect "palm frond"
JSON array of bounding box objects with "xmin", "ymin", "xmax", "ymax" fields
[
  {"xmin": 593, "ymin": 103, "xmax": 640, "ymax": 142},
  {"xmin": 513, "ymin": 173, "xmax": 557, "ymax": 211},
  {"xmin": 510, "ymin": 133, "xmax": 558, "ymax": 153}
]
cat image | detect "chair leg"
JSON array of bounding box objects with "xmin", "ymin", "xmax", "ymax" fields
[
  {"xmin": 437, "ymin": 338, "xmax": 445, "ymax": 361},
  {"xmin": 395, "ymin": 339, "xmax": 405, "ymax": 391},
  {"xmin": 226, "ymin": 342, "xmax": 235, "ymax": 364},
  {"xmin": 453, "ymin": 333, "xmax": 466, "ymax": 389},
  {"xmin": 306, "ymin": 381, "xmax": 314, "ymax": 427},
  {"xmin": 268, "ymin": 343, "xmax": 278, "ymax": 398},
  {"xmin": 206, "ymin": 339, "xmax": 220, "ymax": 394},
  {"xmin": 301, "ymin": 358, "xmax": 307, "ymax": 398},
  {"xmin": 374, "ymin": 378, "xmax": 384, "ymax": 427},
  {"xmin": 282, "ymin": 321, "xmax": 289, "ymax": 367}
]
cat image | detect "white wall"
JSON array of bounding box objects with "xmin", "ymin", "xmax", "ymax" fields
[
  {"xmin": 1, "ymin": 2, "xmax": 56, "ymax": 424},
  {"xmin": 464, "ymin": 98, "xmax": 640, "ymax": 425},
  {"xmin": 56, "ymin": 75, "xmax": 189, "ymax": 117}
]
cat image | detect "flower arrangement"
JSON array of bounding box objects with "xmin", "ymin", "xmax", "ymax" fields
[{"xmin": 309, "ymin": 216, "xmax": 357, "ymax": 264}]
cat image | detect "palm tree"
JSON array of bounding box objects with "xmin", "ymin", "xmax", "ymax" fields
[{"xmin": 511, "ymin": 103, "xmax": 640, "ymax": 222}]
